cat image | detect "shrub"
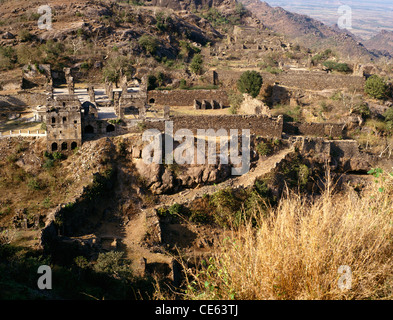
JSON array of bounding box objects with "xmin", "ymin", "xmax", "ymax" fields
[
  {"xmin": 138, "ymin": 34, "xmax": 158, "ymax": 55},
  {"xmin": 52, "ymin": 152, "xmax": 65, "ymax": 160},
  {"xmin": 147, "ymin": 74, "xmax": 157, "ymax": 91},
  {"xmin": 168, "ymin": 203, "xmax": 183, "ymax": 216},
  {"xmin": 365, "ymin": 75, "xmax": 389, "ymax": 100},
  {"xmin": 27, "ymin": 178, "xmax": 44, "ymax": 190},
  {"xmin": 323, "ymin": 61, "xmax": 351, "ymax": 73},
  {"xmin": 383, "ymin": 108, "xmax": 393, "ymax": 131},
  {"xmin": 18, "ymin": 29, "xmax": 32, "ymax": 42},
  {"xmin": 256, "ymin": 142, "xmax": 272, "ymax": 156},
  {"xmin": 43, "ymin": 158, "xmax": 54, "ymax": 169},
  {"xmin": 179, "ymin": 79, "xmax": 188, "ymax": 89},
  {"xmin": 189, "ymin": 54, "xmax": 203, "ymax": 75},
  {"xmin": 94, "ymin": 251, "xmax": 132, "ymax": 279},
  {"xmin": 237, "ymin": 71, "xmax": 263, "ymax": 98}
]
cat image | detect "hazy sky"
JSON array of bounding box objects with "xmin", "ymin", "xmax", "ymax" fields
[{"xmin": 264, "ymin": 0, "xmax": 393, "ymax": 39}]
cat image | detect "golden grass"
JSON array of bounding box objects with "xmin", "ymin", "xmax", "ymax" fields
[{"xmin": 180, "ymin": 172, "xmax": 393, "ymax": 300}]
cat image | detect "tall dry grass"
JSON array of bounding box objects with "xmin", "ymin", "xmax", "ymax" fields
[{"xmin": 181, "ymin": 171, "xmax": 393, "ymax": 300}]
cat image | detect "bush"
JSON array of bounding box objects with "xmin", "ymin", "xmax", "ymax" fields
[
  {"xmin": 168, "ymin": 203, "xmax": 183, "ymax": 216},
  {"xmin": 27, "ymin": 178, "xmax": 44, "ymax": 190},
  {"xmin": 43, "ymin": 158, "xmax": 54, "ymax": 169},
  {"xmin": 138, "ymin": 34, "xmax": 158, "ymax": 55},
  {"xmin": 352, "ymin": 103, "xmax": 371, "ymax": 119},
  {"xmin": 18, "ymin": 29, "xmax": 32, "ymax": 42},
  {"xmin": 237, "ymin": 71, "xmax": 263, "ymax": 98},
  {"xmin": 365, "ymin": 75, "xmax": 389, "ymax": 100},
  {"xmin": 256, "ymin": 142, "xmax": 272, "ymax": 156},
  {"xmin": 189, "ymin": 54, "xmax": 203, "ymax": 75},
  {"xmin": 323, "ymin": 61, "xmax": 351, "ymax": 73},
  {"xmin": 147, "ymin": 74, "xmax": 157, "ymax": 91},
  {"xmin": 94, "ymin": 251, "xmax": 132, "ymax": 279},
  {"xmin": 52, "ymin": 152, "xmax": 66, "ymax": 160}
]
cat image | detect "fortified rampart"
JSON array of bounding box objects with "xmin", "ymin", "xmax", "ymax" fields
[
  {"xmin": 140, "ymin": 115, "xmax": 284, "ymax": 138},
  {"xmin": 215, "ymin": 70, "xmax": 365, "ymax": 92},
  {"xmin": 147, "ymin": 89, "xmax": 229, "ymax": 107}
]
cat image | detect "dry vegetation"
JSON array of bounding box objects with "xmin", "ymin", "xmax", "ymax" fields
[{"xmin": 173, "ymin": 171, "xmax": 393, "ymax": 300}]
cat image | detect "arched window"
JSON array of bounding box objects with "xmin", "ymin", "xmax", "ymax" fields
[
  {"xmin": 106, "ymin": 124, "xmax": 115, "ymax": 132},
  {"xmin": 71, "ymin": 142, "xmax": 77, "ymax": 150},
  {"xmin": 61, "ymin": 142, "xmax": 68, "ymax": 150},
  {"xmin": 149, "ymin": 98, "xmax": 155, "ymax": 104},
  {"xmin": 63, "ymin": 117, "xmax": 67, "ymax": 122},
  {"xmin": 51, "ymin": 142, "xmax": 58, "ymax": 151},
  {"xmin": 84, "ymin": 125, "xmax": 94, "ymax": 134},
  {"xmin": 51, "ymin": 117, "xmax": 56, "ymax": 124}
]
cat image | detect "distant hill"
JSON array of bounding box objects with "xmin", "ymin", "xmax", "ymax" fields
[
  {"xmin": 364, "ymin": 30, "xmax": 393, "ymax": 57},
  {"xmin": 238, "ymin": 0, "xmax": 377, "ymax": 61}
]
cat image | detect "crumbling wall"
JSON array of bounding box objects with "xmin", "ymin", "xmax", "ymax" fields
[
  {"xmin": 142, "ymin": 115, "xmax": 283, "ymax": 138},
  {"xmin": 284, "ymin": 122, "xmax": 346, "ymax": 138},
  {"xmin": 215, "ymin": 70, "xmax": 365, "ymax": 92},
  {"xmin": 0, "ymin": 92, "xmax": 48, "ymax": 107},
  {"xmin": 147, "ymin": 89, "xmax": 229, "ymax": 107}
]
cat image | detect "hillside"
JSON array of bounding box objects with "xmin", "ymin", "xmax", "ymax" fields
[
  {"xmin": 364, "ymin": 30, "xmax": 393, "ymax": 57},
  {"xmin": 238, "ymin": 0, "xmax": 377, "ymax": 61},
  {"xmin": 1, "ymin": 0, "xmax": 393, "ymax": 303}
]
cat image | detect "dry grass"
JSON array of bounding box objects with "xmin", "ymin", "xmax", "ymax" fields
[{"xmin": 180, "ymin": 172, "xmax": 393, "ymax": 300}]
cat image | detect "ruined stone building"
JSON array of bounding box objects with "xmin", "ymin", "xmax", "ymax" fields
[{"xmin": 45, "ymin": 95, "xmax": 82, "ymax": 152}]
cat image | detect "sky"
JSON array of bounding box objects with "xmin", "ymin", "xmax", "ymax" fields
[{"xmin": 263, "ymin": 0, "xmax": 393, "ymax": 39}]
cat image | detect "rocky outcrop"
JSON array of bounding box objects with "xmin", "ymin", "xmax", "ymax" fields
[
  {"xmin": 134, "ymin": 159, "xmax": 232, "ymax": 194},
  {"xmin": 240, "ymin": 93, "xmax": 271, "ymax": 116}
]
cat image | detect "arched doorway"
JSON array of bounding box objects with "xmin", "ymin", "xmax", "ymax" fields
[
  {"xmin": 71, "ymin": 142, "xmax": 77, "ymax": 150},
  {"xmin": 61, "ymin": 142, "xmax": 68, "ymax": 150},
  {"xmin": 106, "ymin": 124, "xmax": 115, "ymax": 133},
  {"xmin": 84, "ymin": 125, "xmax": 94, "ymax": 134},
  {"xmin": 149, "ymin": 98, "xmax": 155, "ymax": 104},
  {"xmin": 51, "ymin": 142, "xmax": 58, "ymax": 151}
]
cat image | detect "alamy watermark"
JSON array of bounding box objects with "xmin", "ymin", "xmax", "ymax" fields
[
  {"xmin": 337, "ymin": 5, "xmax": 352, "ymax": 30},
  {"xmin": 142, "ymin": 121, "xmax": 251, "ymax": 176},
  {"xmin": 37, "ymin": 5, "xmax": 52, "ymax": 30},
  {"xmin": 338, "ymin": 265, "xmax": 352, "ymax": 291},
  {"xmin": 37, "ymin": 265, "xmax": 52, "ymax": 290}
]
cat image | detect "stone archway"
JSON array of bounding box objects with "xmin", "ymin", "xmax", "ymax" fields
[
  {"xmin": 106, "ymin": 124, "xmax": 115, "ymax": 133},
  {"xmin": 71, "ymin": 142, "xmax": 77, "ymax": 150},
  {"xmin": 51, "ymin": 142, "xmax": 58, "ymax": 151},
  {"xmin": 84, "ymin": 125, "xmax": 94, "ymax": 134}
]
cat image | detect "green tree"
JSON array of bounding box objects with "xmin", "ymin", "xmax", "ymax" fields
[
  {"xmin": 323, "ymin": 61, "xmax": 351, "ymax": 73},
  {"xmin": 365, "ymin": 75, "xmax": 389, "ymax": 100},
  {"xmin": 138, "ymin": 34, "xmax": 158, "ymax": 55},
  {"xmin": 189, "ymin": 54, "xmax": 203, "ymax": 75},
  {"xmin": 147, "ymin": 74, "xmax": 157, "ymax": 90},
  {"xmin": 103, "ymin": 55, "xmax": 134, "ymax": 87},
  {"xmin": 237, "ymin": 71, "xmax": 263, "ymax": 98}
]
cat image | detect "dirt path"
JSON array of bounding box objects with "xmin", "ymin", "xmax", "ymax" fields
[{"xmin": 157, "ymin": 147, "xmax": 295, "ymax": 207}]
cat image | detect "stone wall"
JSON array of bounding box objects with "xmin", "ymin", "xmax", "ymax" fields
[
  {"xmin": 284, "ymin": 122, "xmax": 346, "ymax": 138},
  {"xmin": 142, "ymin": 115, "xmax": 283, "ymax": 138},
  {"xmin": 147, "ymin": 89, "xmax": 229, "ymax": 107},
  {"xmin": 0, "ymin": 92, "xmax": 48, "ymax": 107},
  {"xmin": 215, "ymin": 69, "xmax": 365, "ymax": 92}
]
